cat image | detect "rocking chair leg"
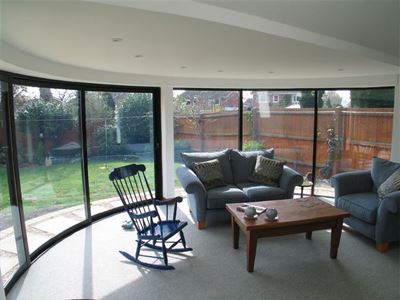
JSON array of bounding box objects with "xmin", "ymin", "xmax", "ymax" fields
[
  {"xmin": 179, "ymin": 231, "xmax": 187, "ymax": 248},
  {"xmin": 136, "ymin": 239, "xmax": 142, "ymax": 259},
  {"xmin": 162, "ymin": 241, "xmax": 168, "ymax": 266}
]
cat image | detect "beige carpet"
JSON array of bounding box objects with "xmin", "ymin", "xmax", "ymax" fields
[{"xmin": 7, "ymin": 203, "xmax": 400, "ymax": 300}]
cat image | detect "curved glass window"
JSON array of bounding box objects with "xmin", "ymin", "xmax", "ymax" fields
[{"xmin": 0, "ymin": 81, "xmax": 27, "ymax": 285}]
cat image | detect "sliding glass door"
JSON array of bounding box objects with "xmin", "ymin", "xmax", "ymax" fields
[
  {"xmin": 0, "ymin": 81, "xmax": 27, "ymax": 285},
  {"xmin": 13, "ymin": 85, "xmax": 85, "ymax": 253},
  {"xmin": 85, "ymin": 91, "xmax": 156, "ymax": 215}
]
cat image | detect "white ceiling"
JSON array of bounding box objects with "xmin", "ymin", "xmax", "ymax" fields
[{"xmin": 0, "ymin": 0, "xmax": 399, "ymax": 81}]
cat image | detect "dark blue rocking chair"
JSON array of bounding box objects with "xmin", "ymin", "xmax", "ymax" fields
[{"xmin": 109, "ymin": 164, "xmax": 192, "ymax": 270}]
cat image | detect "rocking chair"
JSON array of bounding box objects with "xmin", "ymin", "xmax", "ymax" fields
[{"xmin": 109, "ymin": 164, "xmax": 192, "ymax": 270}]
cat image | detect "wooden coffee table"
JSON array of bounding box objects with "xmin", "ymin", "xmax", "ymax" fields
[{"xmin": 225, "ymin": 197, "xmax": 350, "ymax": 272}]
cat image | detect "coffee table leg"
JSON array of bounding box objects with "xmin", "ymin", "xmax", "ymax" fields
[
  {"xmin": 232, "ymin": 216, "xmax": 239, "ymax": 249},
  {"xmin": 306, "ymin": 231, "xmax": 312, "ymax": 240},
  {"xmin": 246, "ymin": 232, "xmax": 257, "ymax": 272},
  {"xmin": 330, "ymin": 218, "xmax": 344, "ymax": 259}
]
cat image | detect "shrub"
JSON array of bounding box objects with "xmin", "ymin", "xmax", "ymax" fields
[
  {"xmin": 15, "ymin": 99, "xmax": 74, "ymax": 140},
  {"xmin": 243, "ymin": 140, "xmax": 265, "ymax": 151},
  {"xmin": 94, "ymin": 125, "xmax": 126, "ymax": 155},
  {"xmin": 118, "ymin": 94, "xmax": 152, "ymax": 144}
]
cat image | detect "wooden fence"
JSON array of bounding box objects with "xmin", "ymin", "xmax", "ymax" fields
[{"xmin": 175, "ymin": 108, "xmax": 393, "ymax": 177}]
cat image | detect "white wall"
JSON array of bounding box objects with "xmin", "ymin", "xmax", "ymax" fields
[{"xmin": 160, "ymin": 86, "xmax": 175, "ymax": 198}]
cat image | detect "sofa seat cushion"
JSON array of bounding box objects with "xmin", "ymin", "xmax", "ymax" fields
[
  {"xmin": 231, "ymin": 149, "xmax": 274, "ymax": 184},
  {"xmin": 207, "ymin": 185, "xmax": 249, "ymax": 209},
  {"xmin": 181, "ymin": 149, "xmax": 234, "ymax": 184},
  {"xmin": 237, "ymin": 183, "xmax": 287, "ymax": 202},
  {"xmin": 337, "ymin": 192, "xmax": 380, "ymax": 224}
]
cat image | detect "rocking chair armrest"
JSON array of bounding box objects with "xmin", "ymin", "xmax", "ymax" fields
[
  {"xmin": 153, "ymin": 196, "xmax": 183, "ymax": 206},
  {"xmin": 129, "ymin": 210, "xmax": 158, "ymax": 220}
]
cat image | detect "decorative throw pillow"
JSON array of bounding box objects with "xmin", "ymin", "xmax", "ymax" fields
[
  {"xmin": 377, "ymin": 169, "xmax": 400, "ymax": 198},
  {"xmin": 193, "ymin": 159, "xmax": 226, "ymax": 190},
  {"xmin": 249, "ymin": 155, "xmax": 285, "ymax": 186}
]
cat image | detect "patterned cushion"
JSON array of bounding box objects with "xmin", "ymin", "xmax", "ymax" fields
[
  {"xmin": 377, "ymin": 169, "xmax": 400, "ymax": 198},
  {"xmin": 371, "ymin": 157, "xmax": 400, "ymax": 190},
  {"xmin": 248, "ymin": 155, "xmax": 285, "ymax": 186},
  {"xmin": 193, "ymin": 159, "xmax": 226, "ymax": 190}
]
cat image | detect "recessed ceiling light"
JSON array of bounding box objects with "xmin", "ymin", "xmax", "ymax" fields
[
  {"xmin": 180, "ymin": 66, "xmax": 188, "ymax": 69},
  {"xmin": 112, "ymin": 37, "xmax": 123, "ymax": 42},
  {"xmin": 217, "ymin": 70, "xmax": 224, "ymax": 73},
  {"xmin": 135, "ymin": 54, "xmax": 144, "ymax": 58},
  {"xmin": 338, "ymin": 68, "xmax": 345, "ymax": 71}
]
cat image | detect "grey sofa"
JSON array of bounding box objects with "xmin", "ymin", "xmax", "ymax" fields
[
  {"xmin": 176, "ymin": 148, "xmax": 303, "ymax": 229},
  {"xmin": 330, "ymin": 157, "xmax": 400, "ymax": 252}
]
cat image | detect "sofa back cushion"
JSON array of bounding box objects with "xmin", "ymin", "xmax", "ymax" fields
[
  {"xmin": 230, "ymin": 148, "xmax": 274, "ymax": 184},
  {"xmin": 371, "ymin": 157, "xmax": 400, "ymax": 190},
  {"xmin": 192, "ymin": 159, "xmax": 226, "ymax": 190},
  {"xmin": 181, "ymin": 149, "xmax": 233, "ymax": 184}
]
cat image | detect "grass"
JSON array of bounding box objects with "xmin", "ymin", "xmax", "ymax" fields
[{"xmin": 0, "ymin": 160, "xmax": 183, "ymax": 216}]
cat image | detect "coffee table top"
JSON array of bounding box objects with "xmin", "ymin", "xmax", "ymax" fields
[{"xmin": 225, "ymin": 197, "xmax": 350, "ymax": 230}]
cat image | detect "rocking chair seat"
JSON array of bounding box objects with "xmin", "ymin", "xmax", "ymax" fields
[{"xmin": 141, "ymin": 220, "xmax": 188, "ymax": 240}]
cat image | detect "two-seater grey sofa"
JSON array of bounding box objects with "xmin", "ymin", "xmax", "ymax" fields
[{"xmin": 176, "ymin": 148, "xmax": 303, "ymax": 229}]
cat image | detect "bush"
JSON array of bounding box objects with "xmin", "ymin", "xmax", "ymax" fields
[
  {"xmin": 94, "ymin": 124, "xmax": 126, "ymax": 155},
  {"xmin": 118, "ymin": 94, "xmax": 152, "ymax": 144},
  {"xmin": 243, "ymin": 140, "xmax": 265, "ymax": 151},
  {"xmin": 15, "ymin": 99, "xmax": 74, "ymax": 140},
  {"xmin": 174, "ymin": 139, "xmax": 191, "ymax": 150}
]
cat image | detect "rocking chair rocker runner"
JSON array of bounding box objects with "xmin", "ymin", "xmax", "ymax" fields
[{"xmin": 109, "ymin": 164, "xmax": 192, "ymax": 270}]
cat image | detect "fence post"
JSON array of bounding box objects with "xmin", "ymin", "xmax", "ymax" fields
[{"xmin": 333, "ymin": 107, "xmax": 343, "ymax": 174}]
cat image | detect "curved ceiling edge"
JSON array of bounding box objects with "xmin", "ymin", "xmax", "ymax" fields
[{"xmin": 0, "ymin": 41, "xmax": 397, "ymax": 89}]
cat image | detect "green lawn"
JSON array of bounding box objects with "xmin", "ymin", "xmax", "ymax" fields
[{"xmin": 0, "ymin": 160, "xmax": 183, "ymax": 216}]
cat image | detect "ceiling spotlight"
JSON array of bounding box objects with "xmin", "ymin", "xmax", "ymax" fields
[
  {"xmin": 112, "ymin": 37, "xmax": 123, "ymax": 42},
  {"xmin": 135, "ymin": 54, "xmax": 144, "ymax": 58},
  {"xmin": 217, "ymin": 70, "xmax": 224, "ymax": 73},
  {"xmin": 180, "ymin": 66, "xmax": 188, "ymax": 69},
  {"xmin": 338, "ymin": 68, "xmax": 345, "ymax": 71}
]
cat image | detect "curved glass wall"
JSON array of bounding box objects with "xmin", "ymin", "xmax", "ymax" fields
[
  {"xmin": 314, "ymin": 89, "xmax": 394, "ymax": 197},
  {"xmin": 0, "ymin": 73, "xmax": 161, "ymax": 290}
]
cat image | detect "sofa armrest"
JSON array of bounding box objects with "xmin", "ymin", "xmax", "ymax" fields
[
  {"xmin": 279, "ymin": 166, "xmax": 303, "ymax": 198},
  {"xmin": 379, "ymin": 190, "xmax": 400, "ymax": 214},
  {"xmin": 176, "ymin": 165, "xmax": 206, "ymax": 199},
  {"xmin": 330, "ymin": 170, "xmax": 373, "ymax": 199}
]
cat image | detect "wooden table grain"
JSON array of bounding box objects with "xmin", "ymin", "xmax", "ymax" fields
[{"xmin": 226, "ymin": 197, "xmax": 350, "ymax": 272}]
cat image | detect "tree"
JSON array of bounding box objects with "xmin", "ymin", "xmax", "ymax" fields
[
  {"xmin": 351, "ymin": 89, "xmax": 394, "ymax": 108},
  {"xmin": 281, "ymin": 95, "xmax": 292, "ymax": 107},
  {"xmin": 118, "ymin": 93, "xmax": 152, "ymax": 144},
  {"xmin": 325, "ymin": 91, "xmax": 342, "ymax": 108},
  {"xmin": 39, "ymin": 87, "xmax": 53, "ymax": 102},
  {"xmin": 299, "ymin": 91, "xmax": 326, "ymax": 108}
]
